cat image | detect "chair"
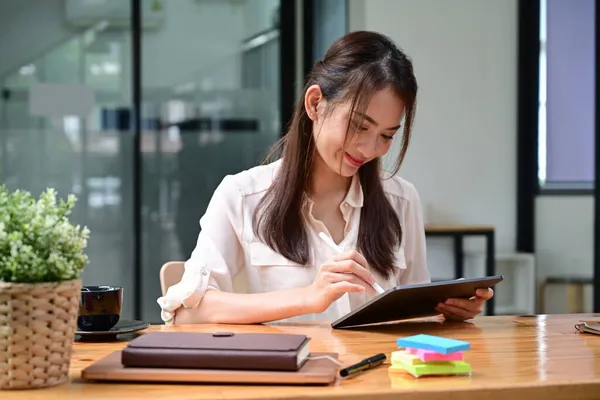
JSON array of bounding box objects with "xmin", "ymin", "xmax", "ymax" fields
[{"xmin": 159, "ymin": 261, "xmax": 185, "ymax": 296}]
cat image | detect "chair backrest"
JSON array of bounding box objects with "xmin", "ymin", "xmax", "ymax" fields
[{"xmin": 159, "ymin": 261, "xmax": 185, "ymax": 296}]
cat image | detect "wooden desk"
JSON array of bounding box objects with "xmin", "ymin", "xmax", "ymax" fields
[
  {"xmin": 3, "ymin": 314, "xmax": 600, "ymax": 399},
  {"xmin": 425, "ymin": 225, "xmax": 496, "ymax": 315}
]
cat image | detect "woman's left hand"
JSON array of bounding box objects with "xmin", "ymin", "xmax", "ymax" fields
[{"xmin": 435, "ymin": 288, "xmax": 494, "ymax": 321}]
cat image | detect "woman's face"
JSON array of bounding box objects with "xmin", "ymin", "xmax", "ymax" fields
[{"xmin": 306, "ymin": 85, "xmax": 405, "ymax": 177}]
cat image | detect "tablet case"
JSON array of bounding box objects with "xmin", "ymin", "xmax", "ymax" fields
[
  {"xmin": 82, "ymin": 350, "xmax": 339, "ymax": 385},
  {"xmin": 331, "ymin": 275, "xmax": 503, "ymax": 329},
  {"xmin": 121, "ymin": 332, "xmax": 310, "ymax": 371}
]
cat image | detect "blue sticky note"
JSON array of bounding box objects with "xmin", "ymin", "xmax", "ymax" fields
[{"xmin": 396, "ymin": 334, "xmax": 470, "ymax": 354}]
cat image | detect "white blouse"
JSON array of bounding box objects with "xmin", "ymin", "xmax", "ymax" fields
[{"xmin": 157, "ymin": 159, "xmax": 430, "ymax": 324}]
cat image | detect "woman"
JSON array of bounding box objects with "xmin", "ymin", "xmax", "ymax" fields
[{"xmin": 158, "ymin": 31, "xmax": 493, "ymax": 325}]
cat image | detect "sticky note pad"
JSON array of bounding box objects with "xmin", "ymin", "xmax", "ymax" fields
[
  {"xmin": 391, "ymin": 350, "xmax": 423, "ymax": 365},
  {"xmin": 389, "ymin": 360, "xmax": 472, "ymax": 377},
  {"xmin": 407, "ymin": 347, "xmax": 464, "ymax": 362},
  {"xmin": 396, "ymin": 334, "xmax": 470, "ymax": 354}
]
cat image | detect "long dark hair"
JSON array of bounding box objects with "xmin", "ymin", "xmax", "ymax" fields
[{"xmin": 253, "ymin": 31, "xmax": 418, "ymax": 280}]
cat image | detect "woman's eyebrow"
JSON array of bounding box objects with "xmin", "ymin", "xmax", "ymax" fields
[{"xmin": 353, "ymin": 111, "xmax": 401, "ymax": 130}]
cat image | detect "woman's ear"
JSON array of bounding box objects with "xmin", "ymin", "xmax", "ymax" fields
[{"xmin": 304, "ymin": 85, "xmax": 323, "ymax": 121}]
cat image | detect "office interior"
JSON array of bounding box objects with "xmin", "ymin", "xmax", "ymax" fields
[{"xmin": 0, "ymin": 0, "xmax": 597, "ymax": 323}]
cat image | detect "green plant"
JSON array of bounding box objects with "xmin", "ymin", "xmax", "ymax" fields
[{"xmin": 0, "ymin": 185, "xmax": 90, "ymax": 283}]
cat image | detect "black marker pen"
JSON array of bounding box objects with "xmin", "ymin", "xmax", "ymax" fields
[{"xmin": 339, "ymin": 353, "xmax": 387, "ymax": 378}]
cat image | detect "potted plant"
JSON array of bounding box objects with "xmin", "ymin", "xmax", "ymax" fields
[{"xmin": 0, "ymin": 186, "xmax": 90, "ymax": 390}]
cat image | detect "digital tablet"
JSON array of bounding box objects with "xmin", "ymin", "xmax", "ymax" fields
[{"xmin": 331, "ymin": 275, "xmax": 504, "ymax": 329}]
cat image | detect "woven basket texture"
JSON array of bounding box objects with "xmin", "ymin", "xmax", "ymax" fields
[{"xmin": 0, "ymin": 279, "xmax": 81, "ymax": 390}]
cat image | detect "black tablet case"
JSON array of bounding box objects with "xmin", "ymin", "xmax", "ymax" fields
[{"xmin": 331, "ymin": 275, "xmax": 504, "ymax": 329}]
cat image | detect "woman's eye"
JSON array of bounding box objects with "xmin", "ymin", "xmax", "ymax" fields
[
  {"xmin": 351, "ymin": 121, "xmax": 368, "ymax": 131},
  {"xmin": 381, "ymin": 134, "xmax": 394, "ymax": 141}
]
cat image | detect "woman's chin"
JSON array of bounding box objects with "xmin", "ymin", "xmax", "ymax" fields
[
  {"xmin": 321, "ymin": 157, "xmax": 361, "ymax": 177},
  {"xmin": 337, "ymin": 163, "xmax": 360, "ymax": 177}
]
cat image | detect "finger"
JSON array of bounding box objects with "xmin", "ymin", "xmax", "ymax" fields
[
  {"xmin": 475, "ymin": 288, "xmax": 494, "ymax": 300},
  {"xmin": 445, "ymin": 297, "xmax": 484, "ymax": 314},
  {"xmin": 326, "ymin": 259, "xmax": 373, "ymax": 283},
  {"xmin": 329, "ymin": 259, "xmax": 376, "ymax": 285},
  {"xmin": 435, "ymin": 305, "xmax": 458, "ymax": 320},
  {"xmin": 328, "ymin": 272, "xmax": 377, "ymax": 294},
  {"xmin": 436, "ymin": 306, "xmax": 466, "ymax": 321},
  {"xmin": 331, "ymin": 281, "xmax": 366, "ymax": 294},
  {"xmin": 436, "ymin": 303, "xmax": 474, "ymax": 321},
  {"xmin": 333, "ymin": 250, "xmax": 369, "ymax": 270}
]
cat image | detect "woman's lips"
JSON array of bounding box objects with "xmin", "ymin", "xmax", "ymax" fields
[{"xmin": 344, "ymin": 152, "xmax": 366, "ymax": 167}]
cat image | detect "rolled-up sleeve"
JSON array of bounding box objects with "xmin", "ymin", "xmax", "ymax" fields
[
  {"xmin": 157, "ymin": 175, "xmax": 244, "ymax": 324},
  {"xmin": 397, "ymin": 182, "xmax": 431, "ymax": 286}
]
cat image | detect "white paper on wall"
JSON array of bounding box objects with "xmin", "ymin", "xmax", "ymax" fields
[{"xmin": 29, "ymin": 83, "xmax": 94, "ymax": 118}]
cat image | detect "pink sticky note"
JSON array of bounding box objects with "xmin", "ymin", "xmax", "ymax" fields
[{"xmin": 407, "ymin": 347, "xmax": 464, "ymax": 362}]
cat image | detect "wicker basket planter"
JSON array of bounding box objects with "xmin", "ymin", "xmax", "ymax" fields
[{"xmin": 0, "ymin": 279, "xmax": 81, "ymax": 390}]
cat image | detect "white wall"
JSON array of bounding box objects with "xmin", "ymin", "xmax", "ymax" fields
[{"xmin": 349, "ymin": 0, "xmax": 518, "ymax": 280}]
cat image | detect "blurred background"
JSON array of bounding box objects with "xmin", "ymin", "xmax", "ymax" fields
[{"xmin": 0, "ymin": 0, "xmax": 597, "ymax": 323}]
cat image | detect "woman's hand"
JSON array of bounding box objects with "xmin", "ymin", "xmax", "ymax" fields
[
  {"xmin": 306, "ymin": 250, "xmax": 377, "ymax": 313},
  {"xmin": 435, "ymin": 288, "xmax": 494, "ymax": 321}
]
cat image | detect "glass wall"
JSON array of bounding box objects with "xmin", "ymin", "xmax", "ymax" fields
[
  {"xmin": 0, "ymin": 1, "xmax": 135, "ymax": 317},
  {"xmin": 0, "ymin": 0, "xmax": 286, "ymax": 323},
  {"xmin": 313, "ymin": 0, "xmax": 347, "ymax": 62},
  {"xmin": 139, "ymin": 0, "xmax": 282, "ymax": 321}
]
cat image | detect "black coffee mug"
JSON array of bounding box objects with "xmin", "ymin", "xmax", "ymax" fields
[{"xmin": 78, "ymin": 286, "xmax": 123, "ymax": 332}]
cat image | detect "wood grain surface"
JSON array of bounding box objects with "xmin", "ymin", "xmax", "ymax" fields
[{"xmin": 3, "ymin": 314, "xmax": 600, "ymax": 400}]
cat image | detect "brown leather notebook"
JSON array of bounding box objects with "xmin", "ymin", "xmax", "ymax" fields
[{"xmin": 121, "ymin": 332, "xmax": 311, "ymax": 371}]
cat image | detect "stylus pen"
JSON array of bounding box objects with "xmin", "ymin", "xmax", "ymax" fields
[
  {"xmin": 318, "ymin": 232, "xmax": 385, "ymax": 294},
  {"xmin": 339, "ymin": 353, "xmax": 387, "ymax": 378}
]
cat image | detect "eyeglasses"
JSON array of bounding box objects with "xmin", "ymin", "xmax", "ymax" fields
[{"xmin": 575, "ymin": 322, "xmax": 600, "ymax": 335}]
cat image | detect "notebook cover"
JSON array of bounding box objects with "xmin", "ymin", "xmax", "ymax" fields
[
  {"xmin": 121, "ymin": 332, "xmax": 310, "ymax": 371},
  {"xmin": 82, "ymin": 351, "xmax": 339, "ymax": 385}
]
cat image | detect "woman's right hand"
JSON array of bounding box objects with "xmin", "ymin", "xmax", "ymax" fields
[{"xmin": 305, "ymin": 250, "xmax": 378, "ymax": 313}]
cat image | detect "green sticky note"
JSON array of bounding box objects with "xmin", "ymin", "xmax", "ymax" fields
[{"xmin": 389, "ymin": 360, "xmax": 472, "ymax": 377}]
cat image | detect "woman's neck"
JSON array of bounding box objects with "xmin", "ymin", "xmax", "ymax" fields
[{"xmin": 308, "ymin": 153, "xmax": 352, "ymax": 200}]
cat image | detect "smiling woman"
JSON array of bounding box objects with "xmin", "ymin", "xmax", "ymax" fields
[
  {"xmin": 157, "ymin": 31, "xmax": 494, "ymax": 326},
  {"xmin": 254, "ymin": 31, "xmax": 418, "ymax": 281},
  {"xmin": 310, "ymin": 88, "xmax": 404, "ymax": 173}
]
